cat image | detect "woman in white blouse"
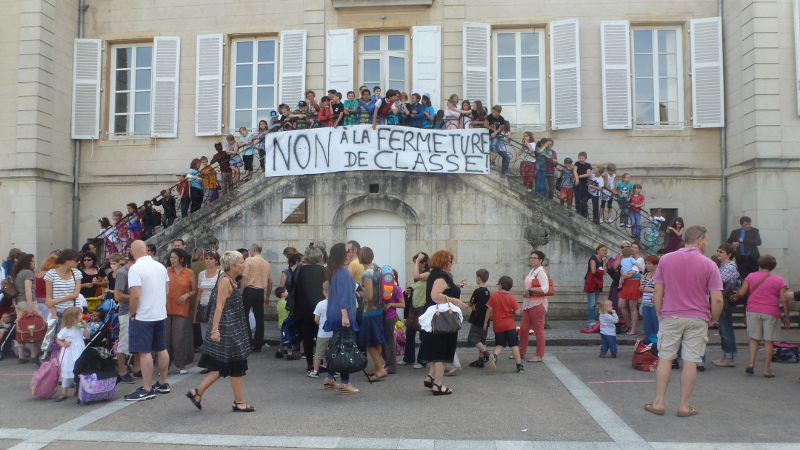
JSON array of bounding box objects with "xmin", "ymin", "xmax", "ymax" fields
[
  {"xmin": 195, "ymin": 251, "xmax": 221, "ymax": 368},
  {"xmin": 519, "ymin": 251, "xmax": 550, "ymax": 362}
]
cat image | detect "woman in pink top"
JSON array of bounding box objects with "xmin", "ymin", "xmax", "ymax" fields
[
  {"xmin": 519, "ymin": 251, "xmax": 550, "ymax": 362},
  {"xmin": 733, "ymin": 254, "xmax": 790, "ymax": 378}
]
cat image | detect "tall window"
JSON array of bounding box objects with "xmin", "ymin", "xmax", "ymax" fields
[
  {"xmin": 492, "ymin": 30, "xmax": 546, "ymax": 130},
  {"xmin": 358, "ymin": 33, "xmax": 409, "ymax": 93},
  {"xmin": 232, "ymin": 39, "xmax": 277, "ymax": 131},
  {"xmin": 110, "ymin": 44, "xmax": 153, "ymax": 138},
  {"xmin": 632, "ymin": 28, "xmax": 683, "ymax": 128}
]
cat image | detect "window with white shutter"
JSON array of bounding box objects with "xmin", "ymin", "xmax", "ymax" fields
[
  {"xmin": 463, "ymin": 22, "xmax": 491, "ymax": 106},
  {"xmin": 600, "ymin": 21, "xmax": 632, "ymax": 129},
  {"xmin": 71, "ymin": 39, "xmax": 102, "ymax": 140},
  {"xmin": 412, "ymin": 26, "xmax": 441, "ymax": 108},
  {"xmin": 231, "ymin": 38, "xmax": 278, "ymax": 131},
  {"xmin": 492, "ymin": 29, "xmax": 546, "ymax": 130},
  {"xmin": 632, "ymin": 27, "xmax": 684, "ymax": 128},
  {"xmin": 326, "ymin": 29, "xmax": 355, "ymax": 96},
  {"xmin": 279, "ymin": 30, "xmax": 307, "ymax": 106},
  {"xmin": 195, "ymin": 34, "xmax": 223, "ymax": 136},
  {"xmin": 549, "ymin": 18, "xmax": 581, "ymax": 130},
  {"xmin": 795, "ymin": 0, "xmax": 800, "ymax": 115},
  {"xmin": 358, "ymin": 33, "xmax": 410, "ymax": 94},
  {"xmin": 109, "ymin": 44, "xmax": 154, "ymax": 139},
  {"xmin": 151, "ymin": 36, "xmax": 180, "ymax": 138},
  {"xmin": 689, "ymin": 17, "xmax": 724, "ymax": 128}
]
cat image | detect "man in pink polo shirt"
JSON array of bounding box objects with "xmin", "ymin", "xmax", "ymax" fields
[{"xmin": 646, "ymin": 226, "xmax": 723, "ymax": 418}]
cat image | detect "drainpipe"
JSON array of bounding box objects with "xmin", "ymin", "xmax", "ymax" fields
[
  {"xmin": 72, "ymin": 0, "xmax": 88, "ymax": 249},
  {"xmin": 718, "ymin": 0, "xmax": 728, "ymax": 242}
]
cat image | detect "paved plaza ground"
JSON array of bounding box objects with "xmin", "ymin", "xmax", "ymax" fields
[{"xmin": 1, "ymin": 323, "xmax": 799, "ymax": 450}]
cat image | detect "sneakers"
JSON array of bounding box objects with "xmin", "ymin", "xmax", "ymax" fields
[
  {"xmin": 179, "ymin": 369, "xmax": 188, "ymax": 375},
  {"xmin": 516, "ymin": 364, "xmax": 524, "ymax": 373},
  {"xmin": 119, "ymin": 373, "xmax": 136, "ymax": 384},
  {"xmin": 398, "ymin": 361, "xmax": 411, "ymax": 366},
  {"xmin": 307, "ymin": 370, "xmax": 319, "ymax": 378},
  {"xmin": 132, "ymin": 371, "xmax": 142, "ymax": 379},
  {"xmin": 124, "ymin": 387, "xmax": 155, "ymax": 401},
  {"xmin": 469, "ymin": 360, "xmax": 485, "ymax": 368},
  {"xmin": 152, "ymin": 382, "xmax": 171, "ymax": 394},
  {"xmin": 488, "ymin": 354, "xmax": 497, "ymax": 372},
  {"xmin": 412, "ymin": 363, "xmax": 425, "ymax": 369}
]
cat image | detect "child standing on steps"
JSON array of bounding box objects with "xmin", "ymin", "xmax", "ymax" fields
[
  {"xmin": 602, "ymin": 164, "xmax": 617, "ymax": 224},
  {"xmin": 55, "ymin": 307, "xmax": 89, "ymax": 402},
  {"xmin": 598, "ymin": 300, "xmax": 618, "ymax": 358},
  {"xmin": 484, "ymin": 276, "xmax": 524, "ymax": 373},
  {"xmin": 628, "ymin": 184, "xmax": 645, "ymax": 239},
  {"xmin": 467, "ymin": 269, "xmax": 491, "ymax": 368}
]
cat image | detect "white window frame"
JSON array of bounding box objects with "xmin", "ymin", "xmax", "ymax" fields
[
  {"xmin": 357, "ymin": 32, "xmax": 410, "ymax": 94},
  {"xmin": 109, "ymin": 43, "xmax": 154, "ymax": 139},
  {"xmin": 492, "ymin": 29, "xmax": 547, "ymax": 132},
  {"xmin": 631, "ymin": 26, "xmax": 684, "ymax": 129},
  {"xmin": 230, "ymin": 38, "xmax": 278, "ymax": 133}
]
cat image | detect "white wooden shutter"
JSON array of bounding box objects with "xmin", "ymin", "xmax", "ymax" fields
[
  {"xmin": 326, "ymin": 29, "xmax": 354, "ymax": 96},
  {"xmin": 71, "ymin": 39, "xmax": 102, "ymax": 139},
  {"xmin": 550, "ymin": 19, "xmax": 581, "ymax": 130},
  {"xmin": 462, "ymin": 22, "xmax": 491, "ymax": 105},
  {"xmin": 793, "ymin": 0, "xmax": 800, "ymax": 115},
  {"xmin": 151, "ymin": 36, "xmax": 181, "ymax": 138},
  {"xmin": 600, "ymin": 21, "xmax": 632, "ymax": 129},
  {"xmin": 412, "ymin": 26, "xmax": 442, "ymax": 108},
  {"xmin": 195, "ymin": 34, "xmax": 223, "ymax": 136},
  {"xmin": 690, "ymin": 17, "xmax": 724, "ymax": 128},
  {"xmin": 279, "ymin": 30, "xmax": 307, "ymax": 105}
]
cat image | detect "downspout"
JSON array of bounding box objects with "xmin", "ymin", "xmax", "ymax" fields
[
  {"xmin": 72, "ymin": 0, "xmax": 88, "ymax": 248},
  {"xmin": 718, "ymin": 0, "xmax": 728, "ymax": 242}
]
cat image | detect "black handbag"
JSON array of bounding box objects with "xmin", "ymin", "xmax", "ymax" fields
[
  {"xmin": 431, "ymin": 301, "xmax": 462, "ymax": 335},
  {"xmin": 325, "ymin": 327, "xmax": 367, "ymax": 374}
]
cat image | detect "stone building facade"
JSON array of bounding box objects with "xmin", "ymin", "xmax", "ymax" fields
[{"xmin": 1, "ymin": 0, "xmax": 798, "ymax": 291}]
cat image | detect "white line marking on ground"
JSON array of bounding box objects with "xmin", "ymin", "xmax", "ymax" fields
[{"xmin": 543, "ymin": 354, "xmax": 652, "ymax": 450}]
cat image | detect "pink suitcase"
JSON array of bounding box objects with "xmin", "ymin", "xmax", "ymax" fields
[{"xmin": 76, "ymin": 373, "xmax": 116, "ymax": 404}]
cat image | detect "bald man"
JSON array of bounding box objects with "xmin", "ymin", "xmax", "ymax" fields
[{"xmin": 124, "ymin": 241, "xmax": 171, "ymax": 401}]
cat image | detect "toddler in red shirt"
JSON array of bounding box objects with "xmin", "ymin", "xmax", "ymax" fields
[{"xmin": 484, "ymin": 276, "xmax": 524, "ymax": 373}]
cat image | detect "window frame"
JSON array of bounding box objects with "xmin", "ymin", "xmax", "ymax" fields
[
  {"xmin": 631, "ymin": 26, "xmax": 685, "ymax": 130},
  {"xmin": 108, "ymin": 43, "xmax": 154, "ymax": 140},
  {"xmin": 229, "ymin": 37, "xmax": 278, "ymax": 133},
  {"xmin": 357, "ymin": 32, "xmax": 410, "ymax": 94},
  {"xmin": 491, "ymin": 28, "xmax": 547, "ymax": 132}
]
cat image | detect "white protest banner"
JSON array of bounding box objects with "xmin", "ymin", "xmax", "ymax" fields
[{"xmin": 264, "ymin": 124, "xmax": 490, "ymax": 177}]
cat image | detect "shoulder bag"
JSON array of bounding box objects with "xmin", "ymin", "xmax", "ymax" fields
[
  {"xmin": 325, "ymin": 326, "xmax": 368, "ymax": 374},
  {"xmin": 531, "ymin": 269, "xmax": 555, "ymax": 296},
  {"xmin": 431, "ymin": 300, "xmax": 462, "ymax": 335},
  {"xmin": 196, "ymin": 272, "xmax": 222, "ymax": 323},
  {"xmin": 1, "ymin": 275, "xmax": 18, "ymax": 299}
]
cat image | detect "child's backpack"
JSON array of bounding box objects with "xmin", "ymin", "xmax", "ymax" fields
[
  {"xmin": 379, "ymin": 265, "xmax": 395, "ymax": 305},
  {"xmin": 773, "ymin": 342, "xmax": 800, "ymax": 363},
  {"xmin": 632, "ymin": 339, "xmax": 659, "ymax": 372},
  {"xmin": 280, "ymin": 315, "xmax": 298, "ymax": 346},
  {"xmin": 31, "ymin": 351, "xmax": 62, "ymax": 399},
  {"xmin": 77, "ymin": 373, "xmax": 117, "ymax": 404}
]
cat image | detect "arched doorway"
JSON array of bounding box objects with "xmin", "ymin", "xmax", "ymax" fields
[{"xmin": 345, "ymin": 210, "xmax": 406, "ymax": 285}]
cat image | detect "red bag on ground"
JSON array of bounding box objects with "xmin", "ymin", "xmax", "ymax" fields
[
  {"xmin": 632, "ymin": 339, "xmax": 659, "ymax": 372},
  {"xmin": 31, "ymin": 351, "xmax": 62, "ymax": 399},
  {"xmin": 579, "ymin": 323, "xmax": 600, "ymax": 334},
  {"xmin": 16, "ymin": 311, "xmax": 46, "ymax": 344}
]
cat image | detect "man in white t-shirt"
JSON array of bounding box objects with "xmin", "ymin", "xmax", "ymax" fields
[{"xmin": 124, "ymin": 240, "xmax": 171, "ymax": 401}]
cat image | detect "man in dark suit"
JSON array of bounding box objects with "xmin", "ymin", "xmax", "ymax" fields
[{"xmin": 726, "ymin": 216, "xmax": 761, "ymax": 280}]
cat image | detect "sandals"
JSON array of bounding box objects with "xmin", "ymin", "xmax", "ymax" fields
[
  {"xmin": 54, "ymin": 394, "xmax": 68, "ymax": 402},
  {"xmin": 644, "ymin": 403, "xmax": 664, "ymax": 415},
  {"xmin": 232, "ymin": 401, "xmax": 256, "ymax": 412},
  {"xmin": 323, "ymin": 379, "xmax": 338, "ymax": 390},
  {"xmin": 431, "ymin": 383, "xmax": 453, "ymax": 396},
  {"xmin": 339, "ymin": 385, "xmax": 360, "ymax": 395},
  {"xmin": 368, "ymin": 371, "xmax": 388, "ymax": 382},
  {"xmin": 423, "ymin": 375, "xmax": 433, "ymax": 388},
  {"xmin": 764, "ymin": 371, "xmax": 776, "ymax": 378},
  {"xmin": 745, "ymin": 365, "xmax": 754, "ymax": 375},
  {"xmin": 677, "ymin": 406, "xmax": 699, "ymax": 417},
  {"xmin": 186, "ymin": 389, "xmax": 202, "ymax": 410}
]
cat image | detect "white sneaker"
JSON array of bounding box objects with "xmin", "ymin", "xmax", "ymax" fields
[
  {"xmin": 607, "ymin": 220, "xmax": 614, "ymax": 224},
  {"xmin": 398, "ymin": 361, "xmax": 411, "ymax": 365},
  {"xmin": 598, "ymin": 219, "xmax": 604, "ymax": 224},
  {"xmin": 179, "ymin": 369, "xmax": 188, "ymax": 375},
  {"xmin": 412, "ymin": 363, "xmax": 424, "ymax": 369}
]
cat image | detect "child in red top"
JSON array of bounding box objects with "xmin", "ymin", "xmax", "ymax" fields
[
  {"xmin": 317, "ymin": 96, "xmax": 332, "ymax": 127},
  {"xmin": 628, "ymin": 184, "xmax": 645, "ymax": 240},
  {"xmin": 484, "ymin": 276, "xmax": 524, "ymax": 373}
]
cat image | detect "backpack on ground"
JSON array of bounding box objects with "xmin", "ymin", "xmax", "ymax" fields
[
  {"xmin": 773, "ymin": 342, "xmax": 800, "ymax": 363},
  {"xmin": 632, "ymin": 339, "xmax": 659, "ymax": 372}
]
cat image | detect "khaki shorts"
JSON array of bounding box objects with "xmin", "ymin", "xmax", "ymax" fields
[
  {"xmin": 657, "ymin": 316, "xmax": 708, "ymax": 363},
  {"xmin": 117, "ymin": 314, "xmax": 130, "ymax": 355},
  {"xmin": 313, "ymin": 337, "xmax": 330, "ymax": 361},
  {"xmin": 746, "ymin": 312, "xmax": 781, "ymax": 342}
]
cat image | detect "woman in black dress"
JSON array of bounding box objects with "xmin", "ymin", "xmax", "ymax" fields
[
  {"xmin": 187, "ymin": 251, "xmax": 255, "ymax": 412},
  {"xmin": 292, "ymin": 246, "xmax": 326, "ymax": 372},
  {"xmin": 78, "ymin": 252, "xmax": 107, "ymax": 299},
  {"xmin": 419, "ymin": 250, "xmax": 468, "ymax": 395}
]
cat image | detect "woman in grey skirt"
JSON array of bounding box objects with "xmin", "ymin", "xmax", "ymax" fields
[{"xmin": 187, "ymin": 251, "xmax": 255, "ymax": 412}]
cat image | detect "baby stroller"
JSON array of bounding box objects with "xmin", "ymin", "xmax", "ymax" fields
[
  {"xmin": 0, "ymin": 316, "xmax": 18, "ymax": 361},
  {"xmin": 85, "ymin": 298, "xmax": 119, "ymax": 351},
  {"xmin": 72, "ymin": 346, "xmax": 117, "ymax": 404}
]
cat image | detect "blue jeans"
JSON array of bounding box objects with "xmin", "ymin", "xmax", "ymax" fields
[
  {"xmin": 601, "ymin": 334, "xmax": 618, "ymax": 355},
  {"xmin": 617, "ymin": 199, "xmax": 630, "ymax": 226},
  {"xmin": 630, "ymin": 212, "xmax": 641, "ymax": 239},
  {"xmin": 535, "ymin": 170, "xmax": 546, "ymax": 194},
  {"xmin": 718, "ymin": 309, "xmax": 737, "ymax": 359},
  {"xmin": 587, "ymin": 291, "xmax": 601, "ymax": 324},
  {"xmin": 490, "ymin": 137, "xmax": 500, "ymax": 153},
  {"xmin": 498, "ymin": 151, "xmax": 510, "ymax": 174},
  {"xmin": 403, "ymin": 328, "xmax": 427, "ymax": 365},
  {"xmin": 326, "ymin": 371, "xmax": 349, "ymax": 384},
  {"xmin": 641, "ymin": 304, "xmax": 659, "ymax": 341}
]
